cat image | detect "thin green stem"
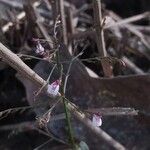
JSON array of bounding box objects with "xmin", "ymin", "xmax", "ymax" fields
[
  {"xmin": 55, "ymin": 44, "xmax": 76, "ymax": 149},
  {"xmin": 62, "ymin": 95, "xmax": 76, "ymax": 149}
]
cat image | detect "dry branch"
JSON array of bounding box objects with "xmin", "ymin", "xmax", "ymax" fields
[
  {"xmin": 105, "ymin": 12, "xmax": 150, "ymax": 29},
  {"xmin": 27, "ymin": 1, "xmax": 54, "ymax": 49},
  {"xmin": 108, "ymin": 11, "xmax": 150, "ymax": 50},
  {"xmin": 2, "ymin": 1, "xmax": 40, "ymax": 33},
  {"xmin": 58, "ymin": 0, "xmax": 68, "ymax": 45},
  {"xmin": 0, "ymin": 43, "xmax": 46, "ymax": 87},
  {"xmin": 93, "ymin": 0, "xmax": 106, "ymax": 57},
  {"xmin": 87, "ymin": 107, "xmax": 138, "ymax": 116},
  {"xmin": 93, "ymin": 0, "xmax": 113, "ymax": 77}
]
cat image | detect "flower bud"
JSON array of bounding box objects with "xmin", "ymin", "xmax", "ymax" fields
[
  {"xmin": 35, "ymin": 41, "xmax": 45, "ymax": 55},
  {"xmin": 47, "ymin": 80, "xmax": 61, "ymax": 97},
  {"xmin": 92, "ymin": 113, "xmax": 102, "ymax": 127}
]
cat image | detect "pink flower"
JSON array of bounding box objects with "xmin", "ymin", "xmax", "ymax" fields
[
  {"xmin": 35, "ymin": 41, "xmax": 45, "ymax": 55},
  {"xmin": 32, "ymin": 38, "xmax": 45, "ymax": 56},
  {"xmin": 92, "ymin": 113, "xmax": 102, "ymax": 127},
  {"xmin": 47, "ymin": 80, "xmax": 61, "ymax": 97}
]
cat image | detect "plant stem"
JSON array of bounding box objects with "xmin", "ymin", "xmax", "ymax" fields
[
  {"xmin": 93, "ymin": 0, "xmax": 113, "ymax": 77},
  {"xmin": 62, "ymin": 93, "xmax": 76, "ymax": 149},
  {"xmin": 55, "ymin": 44, "xmax": 76, "ymax": 149}
]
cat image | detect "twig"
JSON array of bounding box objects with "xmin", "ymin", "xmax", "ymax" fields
[
  {"xmin": 122, "ymin": 57, "xmax": 144, "ymax": 75},
  {"xmin": 75, "ymin": 4, "xmax": 92, "ymax": 17},
  {"xmin": 0, "ymin": 0, "xmax": 51, "ymax": 19},
  {"xmin": 66, "ymin": 6, "xmax": 75, "ymax": 55},
  {"xmin": 36, "ymin": 126, "xmax": 68, "ymax": 145},
  {"xmin": 43, "ymin": 0, "xmax": 52, "ymax": 12},
  {"xmin": 93, "ymin": 0, "xmax": 113, "ymax": 77},
  {"xmin": 64, "ymin": 44, "xmax": 88, "ymax": 93},
  {"xmin": 37, "ymin": 22, "xmax": 54, "ymax": 49},
  {"xmin": 93, "ymin": 0, "xmax": 106, "ymax": 56},
  {"xmin": 58, "ymin": 0, "xmax": 68, "ymax": 45},
  {"xmin": 0, "ymin": 100, "xmax": 52, "ymax": 120},
  {"xmin": 54, "ymin": 24, "xmax": 76, "ymax": 150},
  {"xmin": 2, "ymin": 1, "xmax": 40, "ymax": 33},
  {"xmin": 62, "ymin": 95, "xmax": 76, "ymax": 149},
  {"xmin": 105, "ymin": 12, "xmax": 150, "ymax": 29},
  {"xmin": 23, "ymin": 0, "xmax": 39, "ymax": 40},
  {"xmin": 34, "ymin": 64, "xmax": 57, "ymax": 97},
  {"xmin": 0, "ymin": 42, "xmax": 126, "ymax": 149},
  {"xmin": 108, "ymin": 11, "xmax": 150, "ymax": 50},
  {"xmin": 19, "ymin": 51, "xmax": 144, "ymax": 75},
  {"xmin": 87, "ymin": 107, "xmax": 139, "ymax": 116},
  {"xmin": 67, "ymin": 7, "xmax": 75, "ymax": 35},
  {"xmin": 133, "ymin": 25, "xmax": 150, "ymax": 33},
  {"xmin": 33, "ymin": 139, "xmax": 53, "ymax": 150},
  {"xmin": 0, "ymin": 43, "xmax": 46, "ymax": 87},
  {"xmin": 48, "ymin": 14, "xmax": 76, "ymax": 148},
  {"xmin": 31, "ymin": 3, "xmax": 54, "ymax": 49},
  {"xmin": 61, "ymin": 46, "xmax": 88, "ymax": 149}
]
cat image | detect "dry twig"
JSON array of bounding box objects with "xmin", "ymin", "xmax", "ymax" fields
[
  {"xmin": 93, "ymin": 0, "xmax": 113, "ymax": 77},
  {"xmin": 87, "ymin": 107, "xmax": 138, "ymax": 116},
  {"xmin": 2, "ymin": 1, "xmax": 40, "ymax": 33},
  {"xmin": 58, "ymin": 0, "xmax": 68, "ymax": 45},
  {"xmin": 122, "ymin": 57, "xmax": 144, "ymax": 75},
  {"xmin": 104, "ymin": 12, "xmax": 150, "ymax": 29},
  {"xmin": 108, "ymin": 11, "xmax": 150, "ymax": 50}
]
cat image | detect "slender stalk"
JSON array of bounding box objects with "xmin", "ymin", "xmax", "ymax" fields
[
  {"xmin": 58, "ymin": 0, "xmax": 68, "ymax": 45},
  {"xmin": 58, "ymin": 60, "xmax": 76, "ymax": 149},
  {"xmin": 53, "ymin": 11, "xmax": 76, "ymax": 148},
  {"xmin": 93, "ymin": 0, "xmax": 106, "ymax": 56},
  {"xmin": 55, "ymin": 42, "xmax": 76, "ymax": 149},
  {"xmin": 93, "ymin": 0, "xmax": 113, "ymax": 77},
  {"xmin": 62, "ymin": 91, "xmax": 76, "ymax": 149}
]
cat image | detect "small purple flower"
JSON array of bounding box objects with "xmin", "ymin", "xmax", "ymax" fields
[
  {"xmin": 35, "ymin": 41, "xmax": 45, "ymax": 55},
  {"xmin": 32, "ymin": 38, "xmax": 45, "ymax": 56},
  {"xmin": 47, "ymin": 80, "xmax": 61, "ymax": 97},
  {"xmin": 92, "ymin": 113, "xmax": 102, "ymax": 127}
]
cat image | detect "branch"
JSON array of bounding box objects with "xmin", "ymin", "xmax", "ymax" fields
[
  {"xmin": 2, "ymin": 2, "xmax": 40, "ymax": 33},
  {"xmin": 87, "ymin": 107, "xmax": 139, "ymax": 116},
  {"xmin": 0, "ymin": 43, "xmax": 46, "ymax": 87},
  {"xmin": 104, "ymin": 12, "xmax": 150, "ymax": 29},
  {"xmin": 93, "ymin": 0, "xmax": 113, "ymax": 77},
  {"xmin": 58, "ymin": 0, "xmax": 68, "ymax": 45},
  {"xmin": 108, "ymin": 11, "xmax": 150, "ymax": 50},
  {"xmin": 93, "ymin": 0, "xmax": 106, "ymax": 56}
]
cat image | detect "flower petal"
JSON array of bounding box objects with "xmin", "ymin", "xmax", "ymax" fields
[
  {"xmin": 47, "ymin": 80, "xmax": 60, "ymax": 97},
  {"xmin": 92, "ymin": 114, "xmax": 102, "ymax": 127},
  {"xmin": 35, "ymin": 42, "xmax": 45, "ymax": 55}
]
